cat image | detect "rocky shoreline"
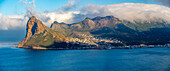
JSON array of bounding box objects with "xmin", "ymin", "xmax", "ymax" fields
[{"xmin": 17, "ymin": 44, "xmax": 170, "ymax": 50}]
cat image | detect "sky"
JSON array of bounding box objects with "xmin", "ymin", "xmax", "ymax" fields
[
  {"xmin": 0, "ymin": 0, "xmax": 170, "ymax": 42},
  {"xmin": 0, "ymin": 0, "xmax": 166, "ymax": 15}
]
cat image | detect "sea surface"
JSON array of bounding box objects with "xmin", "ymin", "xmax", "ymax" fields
[{"xmin": 0, "ymin": 44, "xmax": 170, "ymax": 71}]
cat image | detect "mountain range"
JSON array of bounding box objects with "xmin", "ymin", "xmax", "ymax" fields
[{"xmin": 15, "ymin": 15, "xmax": 170, "ymax": 49}]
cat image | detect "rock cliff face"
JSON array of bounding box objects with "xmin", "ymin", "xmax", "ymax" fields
[
  {"xmin": 16, "ymin": 16, "xmax": 66, "ymax": 48},
  {"xmin": 26, "ymin": 16, "xmax": 45, "ymax": 38}
]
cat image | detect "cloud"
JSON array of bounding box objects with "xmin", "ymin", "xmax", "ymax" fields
[
  {"xmin": 45, "ymin": 3, "xmax": 170, "ymax": 24},
  {"xmin": 0, "ymin": 0, "xmax": 51, "ymax": 30},
  {"xmin": 0, "ymin": 15, "xmax": 27, "ymax": 30},
  {"xmin": 147, "ymin": 0, "xmax": 170, "ymax": 6},
  {"xmin": 71, "ymin": 3, "xmax": 170, "ymax": 23},
  {"xmin": 71, "ymin": 4, "xmax": 113, "ymax": 23},
  {"xmin": 20, "ymin": 0, "xmax": 36, "ymax": 8},
  {"xmin": 20, "ymin": 0, "xmax": 47, "ymax": 20},
  {"xmin": 0, "ymin": 3, "xmax": 170, "ymax": 30},
  {"xmin": 45, "ymin": 11, "xmax": 79, "ymax": 24},
  {"xmin": 57, "ymin": 0, "xmax": 78, "ymax": 12},
  {"xmin": 25, "ymin": 6, "xmax": 50, "ymax": 23},
  {"xmin": 29, "ymin": 0, "xmax": 36, "ymax": 8}
]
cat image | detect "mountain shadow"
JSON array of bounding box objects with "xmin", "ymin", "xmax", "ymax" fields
[{"xmin": 91, "ymin": 23, "xmax": 170, "ymax": 45}]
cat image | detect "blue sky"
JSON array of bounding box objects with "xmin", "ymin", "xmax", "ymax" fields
[{"xmin": 0, "ymin": 0, "xmax": 161, "ymax": 15}]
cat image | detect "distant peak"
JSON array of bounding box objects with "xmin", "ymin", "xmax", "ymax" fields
[
  {"xmin": 29, "ymin": 16, "xmax": 36, "ymax": 20},
  {"xmin": 26, "ymin": 16, "xmax": 45, "ymax": 38},
  {"xmin": 91, "ymin": 15, "xmax": 120, "ymax": 21},
  {"xmin": 59, "ymin": 22, "xmax": 66, "ymax": 24},
  {"xmin": 106, "ymin": 16, "xmax": 114, "ymax": 18},
  {"xmin": 29, "ymin": 16, "xmax": 37, "ymax": 21},
  {"xmin": 91, "ymin": 16, "xmax": 102, "ymax": 20},
  {"xmin": 53, "ymin": 21, "xmax": 58, "ymax": 23},
  {"xmin": 52, "ymin": 21, "xmax": 66, "ymax": 24},
  {"xmin": 31, "ymin": 16, "xmax": 36, "ymax": 18},
  {"xmin": 85, "ymin": 17, "xmax": 90, "ymax": 19}
]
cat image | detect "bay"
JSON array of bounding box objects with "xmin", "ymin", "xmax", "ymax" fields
[{"xmin": 0, "ymin": 47, "xmax": 170, "ymax": 71}]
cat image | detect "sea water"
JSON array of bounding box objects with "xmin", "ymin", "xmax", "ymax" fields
[{"xmin": 0, "ymin": 45, "xmax": 170, "ymax": 71}]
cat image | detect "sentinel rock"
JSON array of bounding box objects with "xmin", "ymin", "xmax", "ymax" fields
[
  {"xmin": 26, "ymin": 16, "xmax": 45, "ymax": 40},
  {"xmin": 16, "ymin": 16, "xmax": 66, "ymax": 48}
]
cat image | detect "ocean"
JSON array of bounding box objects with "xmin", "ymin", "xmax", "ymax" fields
[{"xmin": 0, "ymin": 44, "xmax": 170, "ymax": 71}]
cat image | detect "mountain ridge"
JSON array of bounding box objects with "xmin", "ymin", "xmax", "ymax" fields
[{"xmin": 16, "ymin": 15, "xmax": 170, "ymax": 49}]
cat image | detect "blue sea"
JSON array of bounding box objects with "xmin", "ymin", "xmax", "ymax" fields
[{"xmin": 0, "ymin": 43, "xmax": 170, "ymax": 71}]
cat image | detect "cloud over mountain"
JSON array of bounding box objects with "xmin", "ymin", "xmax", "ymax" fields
[
  {"xmin": 45, "ymin": 3, "xmax": 170, "ymax": 25},
  {"xmin": 0, "ymin": 2, "xmax": 170, "ymax": 30},
  {"xmin": 25, "ymin": 6, "xmax": 50, "ymax": 23},
  {"xmin": 74, "ymin": 3, "xmax": 170, "ymax": 23}
]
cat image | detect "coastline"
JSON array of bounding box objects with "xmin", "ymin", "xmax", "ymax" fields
[{"xmin": 16, "ymin": 45, "xmax": 170, "ymax": 50}]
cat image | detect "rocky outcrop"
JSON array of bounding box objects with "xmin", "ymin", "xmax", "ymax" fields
[
  {"xmin": 26, "ymin": 16, "xmax": 45, "ymax": 40},
  {"xmin": 91, "ymin": 16, "xmax": 121, "ymax": 28},
  {"xmin": 69, "ymin": 16, "xmax": 122, "ymax": 31},
  {"xmin": 50, "ymin": 21, "xmax": 70, "ymax": 36},
  {"xmin": 81, "ymin": 18, "xmax": 96, "ymax": 29},
  {"xmin": 50, "ymin": 21, "xmax": 69, "ymax": 30},
  {"xmin": 16, "ymin": 16, "xmax": 66, "ymax": 48}
]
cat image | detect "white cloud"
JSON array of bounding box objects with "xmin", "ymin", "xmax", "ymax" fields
[
  {"xmin": 29, "ymin": 0, "xmax": 36, "ymax": 8},
  {"xmin": 0, "ymin": 0, "xmax": 51, "ymax": 30},
  {"xmin": 75, "ymin": 3, "xmax": 170, "ymax": 23},
  {"xmin": 0, "ymin": 12, "xmax": 2, "ymax": 16},
  {"xmin": 0, "ymin": 3, "xmax": 170, "ymax": 30},
  {"xmin": 20, "ymin": 0, "xmax": 36, "ymax": 8},
  {"xmin": 57, "ymin": 0, "xmax": 78, "ymax": 12},
  {"xmin": 0, "ymin": 15, "xmax": 27, "ymax": 30},
  {"xmin": 25, "ymin": 6, "xmax": 50, "ymax": 23},
  {"xmin": 45, "ymin": 11, "xmax": 79, "ymax": 24}
]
